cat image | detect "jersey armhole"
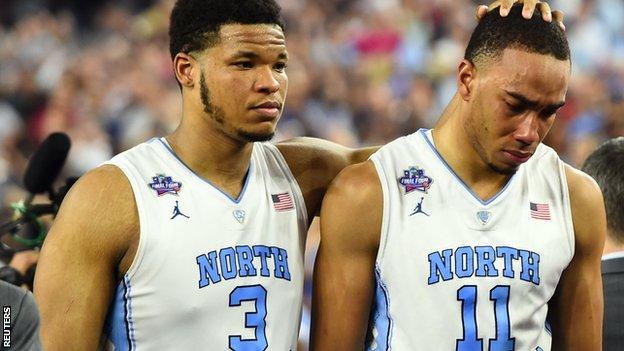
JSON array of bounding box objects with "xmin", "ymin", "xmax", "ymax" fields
[
  {"xmin": 370, "ymin": 155, "xmax": 391, "ymax": 268},
  {"xmin": 558, "ymin": 160, "xmax": 576, "ymax": 263},
  {"xmin": 102, "ymin": 160, "xmax": 148, "ymax": 281},
  {"xmin": 261, "ymin": 142, "xmax": 309, "ymax": 233}
]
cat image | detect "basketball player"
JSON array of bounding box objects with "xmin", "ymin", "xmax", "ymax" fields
[
  {"xmin": 32, "ymin": 1, "xmax": 561, "ymax": 350},
  {"xmin": 312, "ymin": 5, "xmax": 605, "ymax": 351}
]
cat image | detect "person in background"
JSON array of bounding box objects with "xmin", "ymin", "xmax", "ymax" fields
[
  {"xmin": 0, "ymin": 279, "xmax": 41, "ymax": 350},
  {"xmin": 582, "ymin": 136, "xmax": 624, "ymax": 351}
]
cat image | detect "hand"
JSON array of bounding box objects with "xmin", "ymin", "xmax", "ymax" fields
[
  {"xmin": 476, "ymin": 0, "xmax": 566, "ymax": 31},
  {"xmin": 9, "ymin": 249, "xmax": 39, "ymax": 275}
]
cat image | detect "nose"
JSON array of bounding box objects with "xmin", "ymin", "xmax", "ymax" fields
[
  {"xmin": 513, "ymin": 114, "xmax": 540, "ymax": 147},
  {"xmin": 254, "ymin": 66, "xmax": 280, "ymax": 94}
]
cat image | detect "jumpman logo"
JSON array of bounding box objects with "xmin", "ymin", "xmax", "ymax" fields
[
  {"xmin": 410, "ymin": 197, "xmax": 430, "ymax": 216},
  {"xmin": 171, "ymin": 201, "xmax": 190, "ymax": 219}
]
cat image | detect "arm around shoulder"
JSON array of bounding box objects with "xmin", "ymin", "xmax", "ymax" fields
[
  {"xmin": 34, "ymin": 164, "xmax": 138, "ymax": 351},
  {"xmin": 550, "ymin": 165, "xmax": 606, "ymax": 350},
  {"xmin": 311, "ymin": 161, "xmax": 382, "ymax": 350},
  {"xmin": 276, "ymin": 137, "xmax": 379, "ymax": 219}
]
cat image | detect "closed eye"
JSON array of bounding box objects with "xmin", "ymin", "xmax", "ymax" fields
[
  {"xmin": 506, "ymin": 102, "xmax": 524, "ymax": 114},
  {"xmin": 233, "ymin": 61, "xmax": 253, "ymax": 69}
]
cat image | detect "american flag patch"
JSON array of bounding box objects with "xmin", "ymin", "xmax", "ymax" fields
[
  {"xmin": 530, "ymin": 202, "xmax": 551, "ymax": 220},
  {"xmin": 272, "ymin": 192, "xmax": 294, "ymax": 211}
]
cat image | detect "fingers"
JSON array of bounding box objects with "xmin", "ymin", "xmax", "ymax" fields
[
  {"xmin": 553, "ymin": 10, "xmax": 566, "ymax": 31},
  {"xmin": 478, "ymin": 0, "xmax": 564, "ymax": 30},
  {"xmin": 495, "ymin": 0, "xmax": 512, "ymax": 16},
  {"xmin": 475, "ymin": 5, "xmax": 489, "ymax": 20},
  {"xmin": 537, "ymin": 2, "xmax": 552, "ymax": 22},
  {"xmin": 518, "ymin": 0, "xmax": 540, "ymax": 19}
]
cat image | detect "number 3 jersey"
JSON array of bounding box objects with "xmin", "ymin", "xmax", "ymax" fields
[
  {"xmin": 101, "ymin": 138, "xmax": 307, "ymax": 350},
  {"xmin": 367, "ymin": 129, "xmax": 575, "ymax": 351}
]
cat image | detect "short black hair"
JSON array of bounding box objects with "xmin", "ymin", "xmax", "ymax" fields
[
  {"xmin": 582, "ymin": 137, "xmax": 624, "ymax": 244},
  {"xmin": 169, "ymin": 0, "xmax": 284, "ymax": 60},
  {"xmin": 465, "ymin": 4, "xmax": 569, "ymax": 67}
]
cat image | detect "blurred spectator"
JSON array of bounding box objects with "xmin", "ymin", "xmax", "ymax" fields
[{"xmin": 0, "ymin": 280, "xmax": 42, "ymax": 350}]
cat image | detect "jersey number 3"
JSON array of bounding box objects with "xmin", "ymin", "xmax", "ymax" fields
[
  {"xmin": 229, "ymin": 285, "xmax": 268, "ymax": 351},
  {"xmin": 457, "ymin": 285, "xmax": 515, "ymax": 351}
]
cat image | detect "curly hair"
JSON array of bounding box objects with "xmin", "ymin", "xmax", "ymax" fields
[
  {"xmin": 465, "ymin": 4, "xmax": 569, "ymax": 67},
  {"xmin": 168, "ymin": 0, "xmax": 284, "ymax": 60},
  {"xmin": 582, "ymin": 137, "xmax": 624, "ymax": 243}
]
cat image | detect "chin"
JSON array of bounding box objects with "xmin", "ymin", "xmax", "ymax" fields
[
  {"xmin": 488, "ymin": 162, "xmax": 519, "ymax": 176},
  {"xmin": 236, "ymin": 129, "xmax": 275, "ymax": 142}
]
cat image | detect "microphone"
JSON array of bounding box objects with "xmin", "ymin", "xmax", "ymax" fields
[
  {"xmin": 0, "ymin": 132, "xmax": 71, "ymax": 249},
  {"xmin": 23, "ymin": 132, "xmax": 71, "ymax": 195}
]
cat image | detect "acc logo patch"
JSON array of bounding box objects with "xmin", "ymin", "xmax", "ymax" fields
[
  {"xmin": 476, "ymin": 210, "xmax": 492, "ymax": 225},
  {"xmin": 398, "ymin": 166, "xmax": 433, "ymax": 194},
  {"xmin": 149, "ymin": 174, "xmax": 182, "ymax": 196}
]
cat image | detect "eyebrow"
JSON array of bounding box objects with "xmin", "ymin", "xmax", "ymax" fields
[
  {"xmin": 231, "ymin": 50, "xmax": 288, "ymax": 60},
  {"xmin": 504, "ymin": 90, "xmax": 565, "ymax": 111}
]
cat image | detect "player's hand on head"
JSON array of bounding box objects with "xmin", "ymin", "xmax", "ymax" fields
[{"xmin": 476, "ymin": 0, "xmax": 566, "ymax": 31}]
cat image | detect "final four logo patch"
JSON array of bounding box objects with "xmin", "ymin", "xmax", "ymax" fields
[
  {"xmin": 149, "ymin": 174, "xmax": 182, "ymax": 196},
  {"xmin": 398, "ymin": 166, "xmax": 433, "ymax": 194}
]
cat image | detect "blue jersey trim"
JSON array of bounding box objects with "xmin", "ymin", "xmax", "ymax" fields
[
  {"xmin": 124, "ymin": 276, "xmax": 137, "ymax": 350},
  {"xmin": 544, "ymin": 320, "xmax": 552, "ymax": 335},
  {"xmin": 418, "ymin": 129, "xmax": 515, "ymax": 206},
  {"xmin": 102, "ymin": 276, "xmax": 135, "ymax": 350},
  {"xmin": 367, "ymin": 267, "xmax": 393, "ymax": 350},
  {"xmin": 156, "ymin": 138, "xmax": 252, "ymax": 204}
]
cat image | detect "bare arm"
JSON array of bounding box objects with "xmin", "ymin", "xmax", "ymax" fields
[
  {"xmin": 277, "ymin": 137, "xmax": 379, "ymax": 221},
  {"xmin": 550, "ymin": 165, "xmax": 605, "ymax": 350},
  {"xmin": 311, "ymin": 161, "xmax": 382, "ymax": 350},
  {"xmin": 34, "ymin": 165, "xmax": 138, "ymax": 350}
]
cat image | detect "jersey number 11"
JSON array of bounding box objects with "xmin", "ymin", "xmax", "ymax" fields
[{"xmin": 456, "ymin": 285, "xmax": 515, "ymax": 351}]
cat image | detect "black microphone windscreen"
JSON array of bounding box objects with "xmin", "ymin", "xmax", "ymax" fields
[{"xmin": 23, "ymin": 132, "xmax": 71, "ymax": 194}]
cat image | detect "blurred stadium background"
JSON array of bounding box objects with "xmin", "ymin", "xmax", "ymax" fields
[{"xmin": 0, "ymin": 0, "xmax": 623, "ymax": 349}]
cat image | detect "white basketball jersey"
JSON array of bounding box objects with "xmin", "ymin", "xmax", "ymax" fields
[
  {"xmin": 367, "ymin": 129, "xmax": 574, "ymax": 351},
  {"xmin": 101, "ymin": 138, "xmax": 307, "ymax": 350}
]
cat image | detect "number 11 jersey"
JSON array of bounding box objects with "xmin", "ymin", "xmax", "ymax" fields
[{"xmin": 367, "ymin": 129, "xmax": 574, "ymax": 351}]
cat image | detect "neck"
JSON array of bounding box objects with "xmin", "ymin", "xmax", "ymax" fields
[
  {"xmin": 166, "ymin": 109, "xmax": 253, "ymax": 199},
  {"xmin": 603, "ymin": 234, "xmax": 624, "ymax": 256},
  {"xmin": 432, "ymin": 93, "xmax": 511, "ymax": 201}
]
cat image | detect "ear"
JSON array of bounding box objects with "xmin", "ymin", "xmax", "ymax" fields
[
  {"xmin": 457, "ymin": 59, "xmax": 477, "ymax": 101},
  {"xmin": 173, "ymin": 52, "xmax": 197, "ymax": 88}
]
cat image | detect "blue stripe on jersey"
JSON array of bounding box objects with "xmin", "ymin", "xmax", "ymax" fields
[
  {"xmin": 367, "ymin": 267, "xmax": 393, "ymax": 351},
  {"xmin": 157, "ymin": 138, "xmax": 253, "ymax": 204},
  {"xmin": 544, "ymin": 320, "xmax": 552, "ymax": 335},
  {"xmin": 124, "ymin": 276, "xmax": 137, "ymax": 350},
  {"xmin": 418, "ymin": 129, "xmax": 516, "ymax": 206},
  {"xmin": 103, "ymin": 277, "xmax": 135, "ymax": 350}
]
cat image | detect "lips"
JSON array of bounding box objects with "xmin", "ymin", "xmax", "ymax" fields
[
  {"xmin": 250, "ymin": 101, "xmax": 282, "ymax": 118},
  {"xmin": 503, "ymin": 150, "xmax": 533, "ymax": 165}
]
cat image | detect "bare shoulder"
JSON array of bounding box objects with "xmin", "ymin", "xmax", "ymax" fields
[
  {"xmin": 42, "ymin": 164, "xmax": 138, "ymax": 266},
  {"xmin": 325, "ymin": 160, "xmax": 381, "ymax": 205},
  {"xmin": 564, "ymin": 164, "xmax": 606, "ymax": 248},
  {"xmin": 320, "ymin": 160, "xmax": 382, "ymax": 251}
]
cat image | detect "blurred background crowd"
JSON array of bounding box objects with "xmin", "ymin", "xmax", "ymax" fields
[{"xmin": 1, "ymin": 0, "xmax": 623, "ymax": 348}]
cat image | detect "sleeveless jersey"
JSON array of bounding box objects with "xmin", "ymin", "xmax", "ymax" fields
[
  {"xmin": 101, "ymin": 138, "xmax": 307, "ymax": 350},
  {"xmin": 367, "ymin": 129, "xmax": 574, "ymax": 351}
]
